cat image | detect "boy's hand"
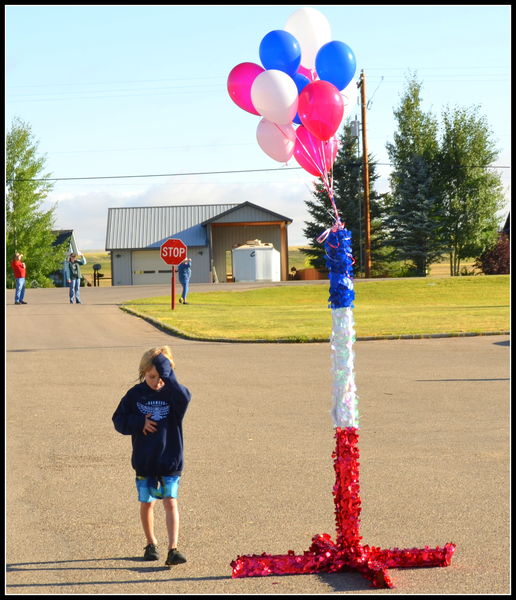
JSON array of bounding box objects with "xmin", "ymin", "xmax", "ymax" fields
[{"xmin": 143, "ymin": 414, "xmax": 157, "ymax": 435}]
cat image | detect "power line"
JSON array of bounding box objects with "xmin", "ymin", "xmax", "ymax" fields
[
  {"xmin": 14, "ymin": 162, "xmax": 511, "ymax": 183},
  {"xmin": 14, "ymin": 166, "xmax": 302, "ymax": 182}
]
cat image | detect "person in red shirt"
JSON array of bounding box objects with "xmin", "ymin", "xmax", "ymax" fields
[{"xmin": 11, "ymin": 252, "xmax": 27, "ymax": 305}]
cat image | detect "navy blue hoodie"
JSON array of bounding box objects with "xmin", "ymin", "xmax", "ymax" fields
[{"xmin": 112, "ymin": 353, "xmax": 191, "ymax": 477}]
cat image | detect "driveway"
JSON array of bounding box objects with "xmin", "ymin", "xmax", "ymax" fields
[{"xmin": 6, "ymin": 284, "xmax": 510, "ymax": 594}]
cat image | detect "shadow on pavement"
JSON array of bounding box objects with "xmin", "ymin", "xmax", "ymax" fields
[{"xmin": 6, "ymin": 558, "xmax": 231, "ymax": 588}]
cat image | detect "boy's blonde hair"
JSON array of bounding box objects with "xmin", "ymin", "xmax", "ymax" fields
[{"xmin": 138, "ymin": 346, "xmax": 175, "ymax": 381}]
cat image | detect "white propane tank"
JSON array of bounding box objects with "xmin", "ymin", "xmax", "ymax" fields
[{"xmin": 232, "ymin": 240, "xmax": 281, "ymax": 282}]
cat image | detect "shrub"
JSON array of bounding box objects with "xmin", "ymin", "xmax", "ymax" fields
[{"xmin": 474, "ymin": 234, "xmax": 510, "ymax": 274}]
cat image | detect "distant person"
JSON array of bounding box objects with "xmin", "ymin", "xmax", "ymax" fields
[
  {"xmin": 64, "ymin": 252, "xmax": 87, "ymax": 304},
  {"xmin": 177, "ymin": 257, "xmax": 192, "ymax": 304},
  {"xmin": 112, "ymin": 346, "xmax": 191, "ymax": 566},
  {"xmin": 11, "ymin": 252, "xmax": 27, "ymax": 304}
]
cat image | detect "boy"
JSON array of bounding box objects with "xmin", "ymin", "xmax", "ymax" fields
[{"xmin": 112, "ymin": 346, "xmax": 191, "ymax": 565}]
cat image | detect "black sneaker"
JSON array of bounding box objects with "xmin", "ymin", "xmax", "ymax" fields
[
  {"xmin": 143, "ymin": 543, "xmax": 159, "ymax": 561},
  {"xmin": 20, "ymin": 301, "xmax": 28, "ymax": 304},
  {"xmin": 165, "ymin": 548, "xmax": 187, "ymax": 566}
]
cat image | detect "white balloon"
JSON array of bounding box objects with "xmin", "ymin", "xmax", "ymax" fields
[
  {"xmin": 256, "ymin": 118, "xmax": 296, "ymax": 163},
  {"xmin": 250, "ymin": 70, "xmax": 299, "ymax": 125},
  {"xmin": 284, "ymin": 7, "xmax": 332, "ymax": 70}
]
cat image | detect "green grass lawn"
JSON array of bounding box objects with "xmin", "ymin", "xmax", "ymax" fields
[{"xmin": 121, "ymin": 275, "xmax": 510, "ymax": 342}]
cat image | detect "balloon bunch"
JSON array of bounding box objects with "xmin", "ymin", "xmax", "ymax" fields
[{"xmin": 227, "ymin": 7, "xmax": 357, "ymax": 224}]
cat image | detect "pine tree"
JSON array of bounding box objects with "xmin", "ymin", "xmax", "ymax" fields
[
  {"xmin": 302, "ymin": 123, "xmax": 389, "ymax": 276},
  {"xmin": 385, "ymin": 74, "xmax": 444, "ymax": 276},
  {"xmin": 6, "ymin": 117, "xmax": 66, "ymax": 287}
]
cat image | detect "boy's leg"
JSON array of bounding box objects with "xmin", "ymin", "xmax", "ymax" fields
[
  {"xmin": 75, "ymin": 278, "xmax": 81, "ymax": 303},
  {"xmin": 140, "ymin": 500, "xmax": 158, "ymax": 545},
  {"xmin": 162, "ymin": 497, "xmax": 179, "ymax": 550},
  {"xmin": 69, "ymin": 281, "xmax": 74, "ymax": 303}
]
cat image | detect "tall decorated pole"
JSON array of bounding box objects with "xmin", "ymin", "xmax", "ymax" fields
[{"xmin": 227, "ymin": 7, "xmax": 455, "ymax": 588}]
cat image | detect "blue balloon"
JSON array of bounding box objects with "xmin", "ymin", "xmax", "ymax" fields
[
  {"xmin": 315, "ymin": 41, "xmax": 357, "ymax": 91},
  {"xmin": 259, "ymin": 30, "xmax": 301, "ymax": 76},
  {"xmin": 291, "ymin": 72, "xmax": 310, "ymax": 124},
  {"xmin": 292, "ymin": 72, "xmax": 310, "ymax": 92}
]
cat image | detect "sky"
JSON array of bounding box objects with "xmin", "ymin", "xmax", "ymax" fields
[{"xmin": 5, "ymin": 4, "xmax": 511, "ymax": 251}]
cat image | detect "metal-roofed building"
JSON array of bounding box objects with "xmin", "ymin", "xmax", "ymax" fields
[
  {"xmin": 105, "ymin": 201, "xmax": 292, "ymax": 285},
  {"xmin": 52, "ymin": 229, "xmax": 80, "ymax": 255}
]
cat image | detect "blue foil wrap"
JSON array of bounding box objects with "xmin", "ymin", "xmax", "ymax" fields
[{"xmin": 324, "ymin": 228, "xmax": 355, "ymax": 309}]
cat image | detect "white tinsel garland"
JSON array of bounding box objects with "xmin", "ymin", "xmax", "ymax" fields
[{"xmin": 330, "ymin": 306, "xmax": 359, "ymax": 428}]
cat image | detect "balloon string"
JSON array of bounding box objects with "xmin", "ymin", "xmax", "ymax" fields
[
  {"xmin": 272, "ymin": 121, "xmax": 294, "ymax": 157},
  {"xmin": 272, "ymin": 122, "xmax": 289, "ymax": 137},
  {"xmin": 294, "ymin": 129, "xmax": 329, "ymax": 189},
  {"xmin": 294, "ymin": 129, "xmax": 341, "ymax": 240},
  {"xmin": 320, "ymin": 140, "xmax": 335, "ymax": 207},
  {"xmin": 328, "ymin": 144, "xmax": 337, "ymax": 219}
]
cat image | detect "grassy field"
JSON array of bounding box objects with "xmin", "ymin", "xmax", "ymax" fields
[
  {"xmin": 288, "ymin": 246, "xmax": 481, "ymax": 277},
  {"xmin": 82, "ymin": 251, "xmax": 112, "ymax": 286},
  {"xmin": 121, "ymin": 275, "xmax": 509, "ymax": 342},
  {"xmin": 288, "ymin": 246, "xmax": 314, "ymax": 270}
]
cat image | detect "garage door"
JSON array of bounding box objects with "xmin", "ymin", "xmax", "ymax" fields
[{"xmin": 132, "ymin": 250, "xmax": 173, "ymax": 285}]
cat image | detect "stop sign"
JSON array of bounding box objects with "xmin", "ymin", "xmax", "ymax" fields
[{"xmin": 160, "ymin": 238, "xmax": 188, "ymax": 266}]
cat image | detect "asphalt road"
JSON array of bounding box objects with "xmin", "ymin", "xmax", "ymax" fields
[{"xmin": 6, "ymin": 284, "xmax": 510, "ymax": 594}]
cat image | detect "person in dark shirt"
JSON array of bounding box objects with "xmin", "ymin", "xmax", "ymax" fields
[
  {"xmin": 112, "ymin": 346, "xmax": 191, "ymax": 566},
  {"xmin": 63, "ymin": 252, "xmax": 87, "ymax": 304}
]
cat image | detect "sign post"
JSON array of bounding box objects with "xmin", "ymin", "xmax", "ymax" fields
[{"xmin": 160, "ymin": 238, "xmax": 188, "ymax": 310}]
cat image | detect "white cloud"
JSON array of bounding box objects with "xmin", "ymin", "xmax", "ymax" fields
[
  {"xmin": 46, "ymin": 162, "xmax": 509, "ymax": 252},
  {"xmin": 45, "ymin": 175, "xmax": 318, "ymax": 250}
]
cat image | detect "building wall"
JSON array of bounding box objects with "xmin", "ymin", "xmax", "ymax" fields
[
  {"xmin": 112, "ymin": 247, "xmax": 210, "ymax": 285},
  {"xmin": 213, "ymin": 203, "xmax": 280, "ymax": 224},
  {"xmin": 111, "ymin": 250, "xmax": 132, "ymax": 285}
]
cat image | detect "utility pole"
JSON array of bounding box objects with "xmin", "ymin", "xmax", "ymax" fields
[
  {"xmin": 350, "ymin": 118, "xmax": 363, "ymax": 275},
  {"xmin": 358, "ymin": 69, "xmax": 372, "ymax": 278}
]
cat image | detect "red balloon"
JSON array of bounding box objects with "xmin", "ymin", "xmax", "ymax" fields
[
  {"xmin": 294, "ymin": 125, "xmax": 338, "ymax": 177},
  {"xmin": 298, "ymin": 80, "xmax": 344, "ymax": 140}
]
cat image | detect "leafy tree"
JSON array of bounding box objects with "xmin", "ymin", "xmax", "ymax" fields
[
  {"xmin": 6, "ymin": 118, "xmax": 66, "ymax": 287},
  {"xmin": 436, "ymin": 106, "xmax": 505, "ymax": 275},
  {"xmin": 302, "ymin": 122, "xmax": 389, "ymax": 276},
  {"xmin": 385, "ymin": 73, "xmax": 444, "ymax": 276}
]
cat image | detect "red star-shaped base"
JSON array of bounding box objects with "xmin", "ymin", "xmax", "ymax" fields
[{"xmin": 231, "ymin": 428, "xmax": 456, "ymax": 588}]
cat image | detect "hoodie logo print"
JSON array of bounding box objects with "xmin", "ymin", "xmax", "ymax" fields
[{"xmin": 137, "ymin": 400, "xmax": 170, "ymax": 421}]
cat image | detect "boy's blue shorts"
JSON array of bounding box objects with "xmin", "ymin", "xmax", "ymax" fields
[{"xmin": 135, "ymin": 475, "xmax": 181, "ymax": 503}]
